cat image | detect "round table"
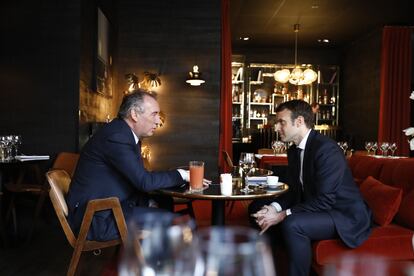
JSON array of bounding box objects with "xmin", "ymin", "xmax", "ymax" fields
[{"xmin": 157, "ymin": 167, "xmax": 288, "ymax": 225}]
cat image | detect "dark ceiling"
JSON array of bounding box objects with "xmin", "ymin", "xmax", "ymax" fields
[{"xmin": 230, "ymin": 0, "xmax": 414, "ymax": 48}]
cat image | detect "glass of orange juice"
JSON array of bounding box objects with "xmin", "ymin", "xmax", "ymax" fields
[{"xmin": 189, "ymin": 161, "xmax": 204, "ymax": 191}]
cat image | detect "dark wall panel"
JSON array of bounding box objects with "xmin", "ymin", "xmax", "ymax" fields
[
  {"xmin": 0, "ymin": 1, "xmax": 80, "ymax": 158},
  {"xmin": 114, "ymin": 0, "xmax": 221, "ymax": 179},
  {"xmin": 341, "ymin": 29, "xmax": 382, "ymax": 150}
]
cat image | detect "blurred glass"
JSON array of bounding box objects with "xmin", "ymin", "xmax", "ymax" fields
[
  {"xmin": 119, "ymin": 213, "xmax": 201, "ymax": 276},
  {"xmin": 365, "ymin": 142, "xmax": 373, "ymax": 155},
  {"xmin": 371, "ymin": 142, "xmax": 378, "ymax": 155},
  {"xmin": 197, "ymin": 226, "xmax": 275, "ymax": 276},
  {"xmin": 271, "ymin": 140, "xmax": 286, "ymax": 154},
  {"xmin": 324, "ymin": 254, "xmax": 387, "ymax": 276},
  {"xmin": 380, "ymin": 142, "xmax": 389, "ymax": 156},
  {"xmin": 389, "ymin": 142, "xmax": 397, "ymax": 156}
]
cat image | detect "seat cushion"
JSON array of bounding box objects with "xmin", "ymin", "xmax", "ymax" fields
[
  {"xmin": 360, "ymin": 176, "xmax": 402, "ymax": 226},
  {"xmin": 312, "ymin": 224, "xmax": 414, "ymax": 265}
]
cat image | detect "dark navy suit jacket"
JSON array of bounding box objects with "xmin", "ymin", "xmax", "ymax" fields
[
  {"xmin": 66, "ymin": 118, "xmax": 185, "ymax": 241},
  {"xmin": 276, "ymin": 130, "xmax": 372, "ymax": 248}
]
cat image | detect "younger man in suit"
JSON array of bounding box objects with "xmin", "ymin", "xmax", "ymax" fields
[{"xmin": 250, "ymin": 100, "xmax": 372, "ymax": 276}]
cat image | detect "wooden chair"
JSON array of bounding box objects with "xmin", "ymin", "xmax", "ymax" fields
[
  {"xmin": 46, "ymin": 169, "xmax": 128, "ymax": 276},
  {"xmin": 5, "ymin": 152, "xmax": 81, "ymax": 241}
]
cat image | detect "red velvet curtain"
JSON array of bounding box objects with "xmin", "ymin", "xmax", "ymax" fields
[
  {"xmin": 218, "ymin": 0, "xmax": 233, "ymax": 173},
  {"xmin": 378, "ymin": 26, "xmax": 412, "ymax": 156}
]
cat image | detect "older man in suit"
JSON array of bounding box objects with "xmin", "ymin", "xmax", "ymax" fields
[
  {"xmin": 250, "ymin": 100, "xmax": 372, "ymax": 276},
  {"xmin": 67, "ymin": 89, "xmax": 198, "ymax": 241}
]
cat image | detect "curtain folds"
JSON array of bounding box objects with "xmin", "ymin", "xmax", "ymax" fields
[
  {"xmin": 378, "ymin": 26, "xmax": 412, "ymax": 156},
  {"xmin": 218, "ymin": 0, "xmax": 233, "ymax": 172}
]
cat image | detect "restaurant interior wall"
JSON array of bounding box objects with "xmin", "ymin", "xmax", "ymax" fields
[
  {"xmin": 341, "ymin": 28, "xmax": 382, "ymax": 151},
  {"xmin": 0, "ymin": 0, "xmax": 81, "ymax": 160},
  {"xmin": 112, "ymin": 0, "xmax": 221, "ymax": 179}
]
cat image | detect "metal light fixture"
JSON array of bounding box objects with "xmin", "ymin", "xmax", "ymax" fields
[
  {"xmin": 142, "ymin": 71, "xmax": 161, "ymax": 89},
  {"xmin": 186, "ymin": 65, "xmax": 205, "ymax": 86},
  {"xmin": 274, "ymin": 24, "xmax": 317, "ymax": 85}
]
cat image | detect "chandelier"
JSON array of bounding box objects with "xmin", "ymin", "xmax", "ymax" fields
[{"xmin": 274, "ymin": 24, "xmax": 317, "ymax": 85}]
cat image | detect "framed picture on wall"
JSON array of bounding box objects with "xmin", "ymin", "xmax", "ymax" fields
[{"xmin": 94, "ymin": 7, "xmax": 112, "ymax": 97}]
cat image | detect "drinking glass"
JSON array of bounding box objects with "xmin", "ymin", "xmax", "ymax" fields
[
  {"xmin": 239, "ymin": 152, "xmax": 256, "ymax": 193},
  {"xmin": 371, "ymin": 142, "xmax": 378, "ymax": 155},
  {"xmin": 324, "ymin": 254, "xmax": 389, "ymax": 276},
  {"xmin": 196, "ymin": 226, "xmax": 276, "ymax": 276},
  {"xmin": 389, "ymin": 142, "xmax": 397, "ymax": 156},
  {"xmin": 380, "ymin": 142, "xmax": 389, "ymax": 157},
  {"xmin": 341, "ymin": 142, "xmax": 348, "ymax": 155},
  {"xmin": 118, "ymin": 213, "xmax": 201, "ymax": 276},
  {"xmin": 271, "ymin": 140, "xmax": 286, "ymax": 155},
  {"xmin": 365, "ymin": 142, "xmax": 373, "ymax": 155}
]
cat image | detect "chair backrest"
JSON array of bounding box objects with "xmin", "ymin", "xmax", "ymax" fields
[
  {"xmin": 52, "ymin": 152, "xmax": 80, "ymax": 177},
  {"xmin": 46, "ymin": 169, "xmax": 76, "ymax": 246},
  {"xmin": 222, "ymin": 150, "xmax": 234, "ymax": 168}
]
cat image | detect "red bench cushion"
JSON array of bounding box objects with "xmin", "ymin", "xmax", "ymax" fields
[
  {"xmin": 360, "ymin": 176, "xmax": 403, "ymax": 226},
  {"xmin": 396, "ymin": 190, "xmax": 414, "ymax": 229},
  {"xmin": 313, "ymin": 224, "xmax": 414, "ymax": 265}
]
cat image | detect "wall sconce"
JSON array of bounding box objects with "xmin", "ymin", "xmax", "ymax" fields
[
  {"xmin": 186, "ymin": 65, "xmax": 205, "ymax": 86},
  {"xmin": 125, "ymin": 73, "xmax": 139, "ymax": 93},
  {"xmin": 141, "ymin": 144, "xmax": 151, "ymax": 161},
  {"xmin": 142, "ymin": 71, "xmax": 161, "ymax": 89}
]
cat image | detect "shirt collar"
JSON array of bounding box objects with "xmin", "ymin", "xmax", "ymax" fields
[
  {"xmin": 131, "ymin": 130, "xmax": 139, "ymax": 144},
  {"xmin": 298, "ymin": 129, "xmax": 311, "ymax": 150}
]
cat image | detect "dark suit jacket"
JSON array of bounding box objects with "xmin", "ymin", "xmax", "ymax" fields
[
  {"xmin": 276, "ymin": 130, "xmax": 372, "ymax": 248},
  {"xmin": 67, "ymin": 118, "xmax": 185, "ymax": 241}
]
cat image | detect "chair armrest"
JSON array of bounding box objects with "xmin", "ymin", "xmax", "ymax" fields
[{"xmin": 75, "ymin": 197, "xmax": 128, "ymax": 246}]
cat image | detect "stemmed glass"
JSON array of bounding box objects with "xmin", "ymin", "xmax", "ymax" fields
[
  {"xmin": 196, "ymin": 226, "xmax": 276, "ymax": 276},
  {"xmin": 271, "ymin": 140, "xmax": 286, "ymax": 155},
  {"xmin": 118, "ymin": 213, "xmax": 201, "ymax": 276},
  {"xmin": 389, "ymin": 142, "xmax": 397, "ymax": 156},
  {"xmin": 239, "ymin": 152, "xmax": 256, "ymax": 193},
  {"xmin": 365, "ymin": 142, "xmax": 373, "ymax": 155},
  {"xmin": 371, "ymin": 142, "xmax": 378, "ymax": 155},
  {"xmin": 341, "ymin": 142, "xmax": 348, "ymax": 155},
  {"xmin": 380, "ymin": 142, "xmax": 389, "ymax": 156}
]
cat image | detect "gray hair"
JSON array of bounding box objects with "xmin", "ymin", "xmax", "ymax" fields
[{"xmin": 117, "ymin": 89, "xmax": 157, "ymax": 119}]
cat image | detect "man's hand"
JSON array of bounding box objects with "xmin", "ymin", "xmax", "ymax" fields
[
  {"xmin": 251, "ymin": 205, "xmax": 287, "ymax": 235},
  {"xmin": 203, "ymin": 178, "xmax": 212, "ymax": 186},
  {"xmin": 177, "ymin": 169, "xmax": 211, "ymax": 185}
]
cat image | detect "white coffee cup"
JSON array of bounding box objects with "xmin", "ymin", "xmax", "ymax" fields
[
  {"xmin": 220, "ymin": 173, "xmax": 233, "ymax": 196},
  {"xmin": 266, "ymin": 176, "xmax": 279, "ymax": 188}
]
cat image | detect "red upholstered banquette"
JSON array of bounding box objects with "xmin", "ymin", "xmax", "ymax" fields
[{"xmin": 312, "ymin": 155, "xmax": 414, "ymax": 274}]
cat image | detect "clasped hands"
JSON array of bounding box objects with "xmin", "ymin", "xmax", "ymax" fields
[{"xmin": 251, "ymin": 205, "xmax": 287, "ymax": 235}]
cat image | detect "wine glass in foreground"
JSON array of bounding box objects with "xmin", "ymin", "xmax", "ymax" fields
[
  {"xmin": 119, "ymin": 213, "xmax": 201, "ymax": 276},
  {"xmin": 197, "ymin": 226, "xmax": 276, "ymax": 276},
  {"xmin": 239, "ymin": 152, "xmax": 256, "ymax": 193}
]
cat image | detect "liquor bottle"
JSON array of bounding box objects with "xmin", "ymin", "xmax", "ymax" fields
[{"xmin": 323, "ymin": 89, "xmax": 328, "ymax": 105}]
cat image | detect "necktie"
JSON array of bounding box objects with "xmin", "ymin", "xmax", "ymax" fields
[{"xmin": 297, "ymin": 147, "xmax": 303, "ymax": 191}]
